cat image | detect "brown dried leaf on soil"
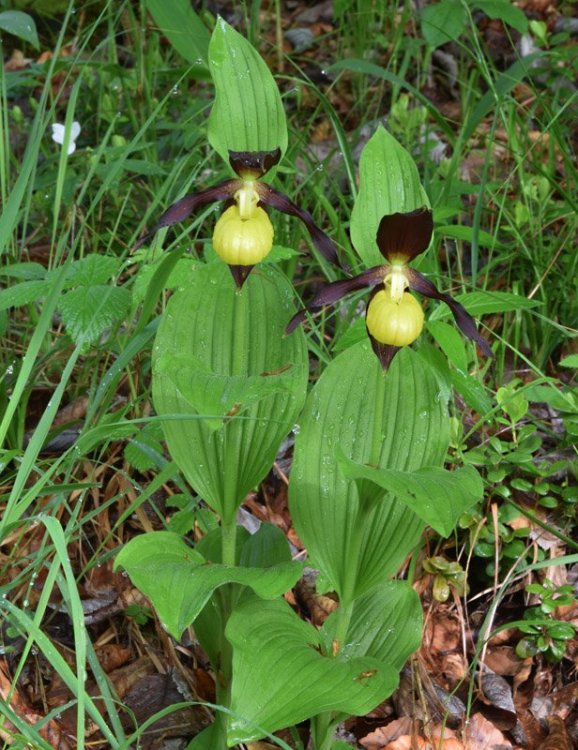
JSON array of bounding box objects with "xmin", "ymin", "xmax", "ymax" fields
[
  {"xmin": 360, "ymin": 716, "xmax": 414, "ymax": 748},
  {"xmin": 0, "ymin": 660, "xmax": 72, "ymax": 749},
  {"xmin": 463, "ymin": 712, "xmax": 513, "ymax": 749},
  {"xmin": 4, "ymin": 49, "xmax": 33, "ymax": 71},
  {"xmin": 535, "ymin": 716, "xmax": 572, "ymax": 750},
  {"xmin": 360, "ymin": 719, "xmax": 464, "ymax": 749},
  {"xmin": 484, "ymin": 646, "xmax": 530, "ymax": 679},
  {"xmin": 423, "ymin": 604, "xmax": 462, "ymax": 655}
]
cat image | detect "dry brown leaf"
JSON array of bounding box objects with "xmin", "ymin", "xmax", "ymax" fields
[
  {"xmin": 536, "ymin": 715, "xmax": 572, "ymax": 750},
  {"xmin": 295, "ymin": 569, "xmax": 338, "ymax": 626},
  {"xmin": 440, "ymin": 653, "xmax": 468, "ymax": 685},
  {"xmin": 518, "ymin": 0, "xmax": 552, "ymax": 12},
  {"xmin": 52, "ymin": 395, "xmax": 89, "ymax": 427},
  {"xmin": 384, "ymin": 737, "xmax": 428, "ymax": 750},
  {"xmin": 481, "ymin": 670, "xmax": 517, "ymax": 718},
  {"xmin": 383, "ymin": 736, "xmax": 463, "ymax": 750},
  {"xmin": 4, "ymin": 49, "xmax": 33, "ymax": 71},
  {"xmin": 95, "ymin": 643, "xmax": 132, "ymax": 673},
  {"xmin": 0, "ymin": 660, "xmax": 72, "ymax": 749},
  {"xmin": 423, "ymin": 605, "xmax": 461, "ymax": 655},
  {"xmin": 463, "ymin": 712, "xmax": 512, "ymax": 749},
  {"xmin": 484, "ymin": 646, "xmax": 527, "ymax": 677},
  {"xmin": 360, "ymin": 716, "xmax": 414, "ymax": 748}
]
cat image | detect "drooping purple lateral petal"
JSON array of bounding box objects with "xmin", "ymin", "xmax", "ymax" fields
[
  {"xmin": 285, "ymin": 266, "xmax": 385, "ymax": 334},
  {"xmin": 229, "ymin": 148, "xmax": 282, "ymax": 179},
  {"xmin": 285, "ymin": 309, "xmax": 308, "ymax": 334},
  {"xmin": 134, "ymin": 179, "xmax": 240, "ymax": 250},
  {"xmin": 408, "ymin": 269, "xmax": 493, "ymax": 357},
  {"xmin": 256, "ymin": 184, "xmax": 341, "ymax": 268},
  {"xmin": 376, "ymin": 208, "xmax": 433, "ymax": 263},
  {"xmin": 229, "ymin": 264, "xmax": 254, "ymax": 289}
]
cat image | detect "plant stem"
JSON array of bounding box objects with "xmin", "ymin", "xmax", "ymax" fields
[
  {"xmin": 370, "ymin": 363, "xmax": 386, "ymax": 466},
  {"xmin": 311, "ymin": 710, "xmax": 337, "ymax": 750},
  {"xmin": 213, "ymin": 517, "xmax": 239, "ymax": 749},
  {"xmin": 311, "ymin": 371, "xmax": 387, "ymax": 749},
  {"xmin": 232, "ymin": 284, "xmax": 248, "ymax": 375},
  {"xmin": 221, "ymin": 516, "xmax": 238, "ymax": 568}
]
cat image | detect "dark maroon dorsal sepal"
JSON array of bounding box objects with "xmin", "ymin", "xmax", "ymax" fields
[{"xmin": 228, "ymin": 148, "xmax": 282, "ymax": 180}]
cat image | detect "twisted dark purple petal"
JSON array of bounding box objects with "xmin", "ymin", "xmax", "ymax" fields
[
  {"xmin": 286, "ymin": 266, "xmax": 385, "ymax": 334},
  {"xmin": 256, "ymin": 184, "xmax": 341, "ymax": 268},
  {"xmin": 376, "ymin": 208, "xmax": 433, "ymax": 263},
  {"xmin": 407, "ymin": 269, "xmax": 493, "ymax": 357},
  {"xmin": 134, "ymin": 179, "xmax": 240, "ymax": 250}
]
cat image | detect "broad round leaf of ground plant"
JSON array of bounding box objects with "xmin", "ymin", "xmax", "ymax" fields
[
  {"xmin": 153, "ymin": 262, "xmax": 307, "ymax": 524},
  {"xmin": 350, "ymin": 126, "xmax": 430, "ymax": 266},
  {"xmin": 289, "ymin": 342, "xmax": 450, "ymax": 603},
  {"xmin": 207, "ymin": 18, "xmax": 288, "ymax": 165},
  {"xmin": 226, "ymin": 597, "xmax": 399, "ymax": 745}
]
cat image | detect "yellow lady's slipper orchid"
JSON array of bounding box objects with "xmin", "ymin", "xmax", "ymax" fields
[
  {"xmin": 135, "ymin": 148, "xmax": 340, "ymax": 287},
  {"xmin": 366, "ymin": 290, "xmax": 424, "ymax": 347},
  {"xmin": 213, "ymin": 204, "xmax": 274, "ymax": 266},
  {"xmin": 288, "ymin": 208, "xmax": 492, "ymax": 369}
]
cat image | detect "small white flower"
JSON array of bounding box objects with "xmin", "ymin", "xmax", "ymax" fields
[{"xmin": 51, "ymin": 121, "xmax": 81, "ymax": 155}]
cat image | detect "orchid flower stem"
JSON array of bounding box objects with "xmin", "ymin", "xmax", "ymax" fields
[
  {"xmin": 221, "ymin": 517, "xmax": 237, "ymax": 568},
  {"xmin": 311, "ymin": 368, "xmax": 388, "ymax": 749},
  {"xmin": 233, "ymin": 283, "xmax": 248, "ymax": 375},
  {"xmin": 370, "ymin": 364, "xmax": 386, "ymax": 465},
  {"xmin": 213, "ymin": 288, "xmax": 250, "ymax": 749},
  {"xmin": 311, "ymin": 511, "xmax": 370, "ymax": 749},
  {"xmin": 213, "ymin": 517, "xmax": 238, "ymax": 750},
  {"xmin": 221, "ymin": 286, "xmax": 248, "ymax": 545}
]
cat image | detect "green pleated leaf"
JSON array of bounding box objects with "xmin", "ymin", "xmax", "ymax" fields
[
  {"xmin": 226, "ymin": 597, "xmax": 399, "ymax": 745},
  {"xmin": 152, "ymin": 262, "xmax": 307, "ymax": 523},
  {"xmin": 194, "ymin": 523, "xmax": 293, "ymax": 667},
  {"xmin": 417, "ymin": 345, "xmax": 493, "ymax": 417},
  {"xmin": 207, "ymin": 18, "xmax": 288, "ymax": 165},
  {"xmin": 451, "ymin": 369, "xmax": 493, "ymax": 415},
  {"xmin": 144, "ymin": 0, "xmax": 210, "ymax": 72},
  {"xmin": 114, "ymin": 531, "xmax": 302, "ymax": 641},
  {"xmin": 289, "ymin": 343, "xmax": 450, "ymax": 602},
  {"xmin": 238, "ymin": 522, "xmax": 292, "ymax": 568},
  {"xmin": 427, "ymin": 320, "xmax": 468, "ymax": 372},
  {"xmin": 350, "ymin": 127, "xmax": 430, "ymax": 266},
  {"xmin": 322, "ymin": 581, "xmax": 422, "ymax": 666},
  {"xmin": 156, "ymin": 353, "xmax": 302, "ymax": 431},
  {"xmin": 337, "ymin": 453, "xmax": 483, "ymax": 537}
]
